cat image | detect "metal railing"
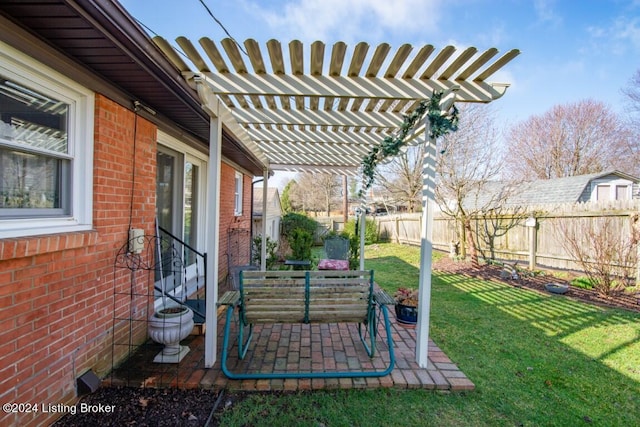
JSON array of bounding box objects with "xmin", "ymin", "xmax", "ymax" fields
[{"xmin": 156, "ymin": 226, "xmax": 207, "ymax": 322}]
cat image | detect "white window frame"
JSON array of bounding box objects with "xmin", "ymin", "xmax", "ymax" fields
[
  {"xmin": 595, "ymin": 184, "xmax": 611, "ymax": 201},
  {"xmin": 591, "ymin": 178, "xmax": 632, "ymax": 202},
  {"xmin": 234, "ymin": 171, "xmax": 243, "ymax": 216},
  {"xmin": 614, "ymin": 184, "xmax": 630, "ymax": 201},
  {"xmin": 0, "ymin": 41, "xmax": 94, "ymax": 239}
]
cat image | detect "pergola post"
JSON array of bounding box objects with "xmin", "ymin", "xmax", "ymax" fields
[
  {"xmin": 261, "ymin": 169, "xmax": 269, "ymax": 270},
  {"xmin": 204, "ymin": 106, "xmax": 222, "ymax": 368},
  {"xmin": 359, "ymin": 208, "xmax": 366, "ymax": 271},
  {"xmin": 416, "ymin": 135, "xmax": 436, "ymax": 367}
]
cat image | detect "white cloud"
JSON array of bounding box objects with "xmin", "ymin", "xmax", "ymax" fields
[
  {"xmin": 587, "ymin": 16, "xmax": 640, "ymax": 56},
  {"xmin": 533, "ymin": 0, "xmax": 562, "ymax": 27},
  {"xmin": 612, "ymin": 17, "xmax": 640, "ymax": 51},
  {"xmin": 249, "ymin": 0, "xmax": 442, "ymax": 42}
]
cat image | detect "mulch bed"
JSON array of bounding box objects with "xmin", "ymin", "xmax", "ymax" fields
[
  {"xmin": 53, "ymin": 387, "xmax": 224, "ymax": 427},
  {"xmin": 433, "ymin": 257, "xmax": 640, "ymax": 313}
]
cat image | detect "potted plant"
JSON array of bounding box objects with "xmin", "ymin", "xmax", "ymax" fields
[{"xmin": 394, "ymin": 287, "xmax": 418, "ymax": 327}]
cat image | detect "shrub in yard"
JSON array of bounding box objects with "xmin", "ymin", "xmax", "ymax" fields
[
  {"xmin": 288, "ymin": 228, "xmax": 313, "ymax": 261},
  {"xmin": 556, "ymin": 215, "xmax": 639, "ymax": 296},
  {"xmin": 343, "ymin": 218, "xmax": 378, "ymax": 245},
  {"xmin": 281, "ymin": 212, "xmax": 319, "ymax": 240},
  {"xmin": 279, "ymin": 213, "xmax": 320, "ymax": 259},
  {"xmin": 571, "ymin": 276, "xmax": 594, "ymax": 289},
  {"xmin": 251, "ymin": 235, "xmax": 278, "ymax": 270}
]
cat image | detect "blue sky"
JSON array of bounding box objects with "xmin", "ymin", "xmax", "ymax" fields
[
  {"xmin": 121, "ymin": 0, "xmax": 640, "ymax": 126},
  {"xmin": 120, "ymin": 0, "xmax": 640, "ymax": 188}
]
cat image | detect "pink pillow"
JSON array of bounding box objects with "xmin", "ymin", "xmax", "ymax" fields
[{"xmin": 318, "ymin": 259, "xmax": 349, "ymax": 270}]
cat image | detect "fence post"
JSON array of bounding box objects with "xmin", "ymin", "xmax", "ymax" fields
[
  {"xmin": 634, "ymin": 213, "xmax": 640, "ymax": 286},
  {"xmin": 526, "ymin": 216, "xmax": 537, "ymax": 270},
  {"xmin": 395, "ymin": 216, "xmax": 400, "ymax": 244},
  {"xmin": 636, "ymin": 245, "xmax": 639, "ymax": 286}
]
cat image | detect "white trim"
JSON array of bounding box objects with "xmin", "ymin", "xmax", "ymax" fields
[
  {"xmin": 184, "ymin": 154, "xmax": 207, "ymax": 281},
  {"xmin": 157, "ymin": 130, "xmax": 208, "ymax": 162},
  {"xmin": 591, "ymin": 177, "xmax": 633, "ymax": 202},
  {"xmin": 234, "ymin": 171, "xmax": 243, "ymax": 216},
  {"xmin": 0, "ymin": 40, "xmax": 94, "ymax": 239},
  {"xmin": 156, "ymin": 131, "xmax": 208, "ymax": 300},
  {"xmin": 205, "ymin": 113, "xmax": 222, "ymax": 368},
  {"xmin": 261, "ymin": 171, "xmax": 268, "ymax": 270}
]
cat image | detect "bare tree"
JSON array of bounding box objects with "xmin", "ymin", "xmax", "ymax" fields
[
  {"xmin": 434, "ymin": 104, "xmax": 505, "ymax": 266},
  {"xmin": 475, "ymin": 203, "xmax": 527, "ymax": 262},
  {"xmin": 622, "ymin": 68, "xmax": 640, "ymax": 114},
  {"xmin": 375, "ymin": 143, "xmax": 424, "ymax": 213},
  {"xmin": 621, "ymin": 69, "xmax": 640, "ymax": 176},
  {"xmin": 503, "ymin": 99, "xmax": 638, "ymax": 180},
  {"xmin": 556, "ymin": 215, "xmax": 639, "ymax": 296},
  {"xmin": 289, "ymin": 173, "xmax": 341, "ymax": 216},
  {"xmin": 316, "ymin": 173, "xmax": 341, "ymax": 216}
]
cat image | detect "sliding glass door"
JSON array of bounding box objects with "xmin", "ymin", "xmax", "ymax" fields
[{"xmin": 155, "ymin": 144, "xmax": 205, "ymax": 303}]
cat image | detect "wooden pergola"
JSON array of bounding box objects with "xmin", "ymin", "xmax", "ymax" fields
[{"xmin": 153, "ymin": 36, "xmax": 519, "ymax": 369}]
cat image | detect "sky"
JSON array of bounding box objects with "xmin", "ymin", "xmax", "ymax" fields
[{"xmin": 120, "ymin": 0, "xmax": 640, "ymax": 186}]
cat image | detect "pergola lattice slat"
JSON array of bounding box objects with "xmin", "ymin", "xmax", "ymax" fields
[{"xmin": 155, "ymin": 37, "xmax": 519, "ymax": 175}]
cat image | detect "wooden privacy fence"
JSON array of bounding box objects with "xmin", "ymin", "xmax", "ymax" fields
[{"xmin": 376, "ymin": 200, "xmax": 640, "ymax": 273}]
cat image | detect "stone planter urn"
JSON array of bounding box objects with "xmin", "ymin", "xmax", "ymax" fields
[{"xmin": 148, "ymin": 305, "xmax": 194, "ymax": 363}]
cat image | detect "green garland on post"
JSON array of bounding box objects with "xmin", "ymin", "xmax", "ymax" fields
[{"xmin": 359, "ymin": 90, "xmax": 459, "ymax": 193}]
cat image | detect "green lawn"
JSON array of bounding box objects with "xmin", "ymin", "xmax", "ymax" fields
[{"xmin": 219, "ymin": 243, "xmax": 640, "ymax": 426}]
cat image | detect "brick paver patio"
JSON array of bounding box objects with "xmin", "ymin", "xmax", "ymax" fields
[{"xmin": 109, "ymin": 306, "xmax": 474, "ymax": 392}]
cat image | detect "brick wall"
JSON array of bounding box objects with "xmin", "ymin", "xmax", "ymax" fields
[
  {"xmin": 0, "ymin": 95, "xmax": 156, "ymax": 427},
  {"xmin": 0, "ymin": 93, "xmax": 254, "ymax": 426},
  {"xmin": 218, "ymin": 164, "xmax": 252, "ymax": 290}
]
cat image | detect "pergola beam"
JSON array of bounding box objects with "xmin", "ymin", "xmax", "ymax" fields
[
  {"xmin": 246, "ymin": 126, "xmax": 383, "ymax": 146},
  {"xmin": 230, "ymin": 106, "xmax": 404, "ymax": 128},
  {"xmin": 269, "ymin": 163, "xmax": 359, "ymax": 175},
  {"xmin": 258, "ymin": 140, "xmax": 369, "ymax": 157},
  {"xmin": 184, "ymin": 71, "xmax": 509, "ymax": 103}
]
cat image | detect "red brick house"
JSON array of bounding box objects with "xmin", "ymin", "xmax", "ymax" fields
[
  {"xmin": 0, "ymin": 2, "xmax": 264, "ymax": 426},
  {"xmin": 0, "ymin": 0, "xmax": 522, "ymax": 424}
]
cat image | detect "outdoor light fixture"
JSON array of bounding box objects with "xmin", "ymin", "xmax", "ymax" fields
[{"xmin": 133, "ymin": 100, "xmax": 157, "ymax": 116}]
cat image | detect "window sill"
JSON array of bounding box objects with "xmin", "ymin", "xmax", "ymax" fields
[{"xmin": 0, "ymin": 229, "xmax": 98, "ymax": 261}]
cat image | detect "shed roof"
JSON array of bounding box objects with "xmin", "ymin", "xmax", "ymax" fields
[
  {"xmin": 515, "ymin": 171, "xmax": 640, "ymax": 204},
  {"xmin": 467, "ymin": 170, "xmax": 640, "ymax": 209},
  {"xmin": 253, "ymin": 187, "xmax": 281, "ymax": 216}
]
